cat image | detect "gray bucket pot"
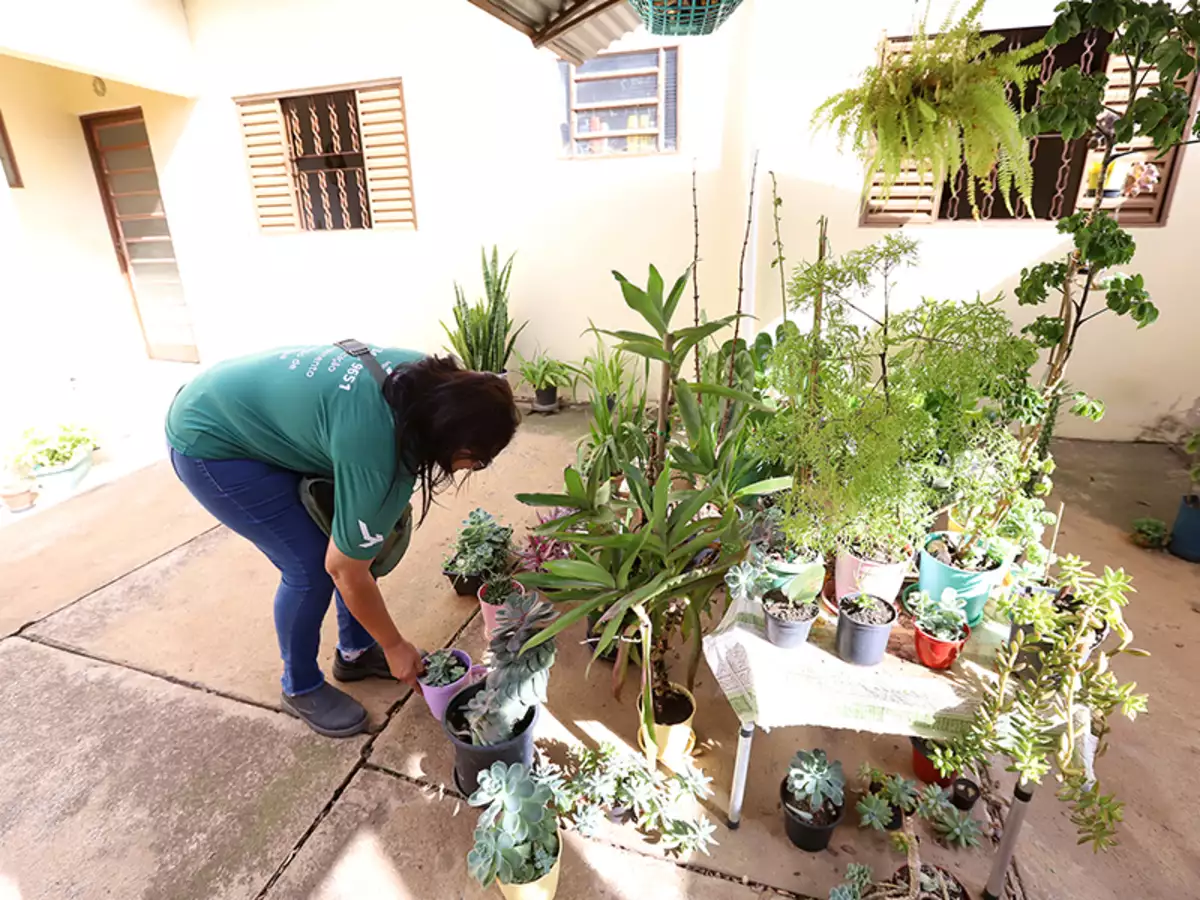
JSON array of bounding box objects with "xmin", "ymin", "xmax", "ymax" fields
[{"xmin": 835, "ymin": 594, "xmax": 897, "ymax": 666}]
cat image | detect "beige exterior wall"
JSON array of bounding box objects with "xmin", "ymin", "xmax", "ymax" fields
[{"xmin": 1, "ymin": 0, "xmax": 1196, "ymax": 453}]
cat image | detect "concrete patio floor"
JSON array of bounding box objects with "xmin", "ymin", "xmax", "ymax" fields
[{"xmin": 1, "ymin": 411, "xmax": 1198, "ymax": 900}]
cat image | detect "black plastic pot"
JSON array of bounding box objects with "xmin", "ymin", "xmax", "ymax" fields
[
  {"xmin": 605, "ymin": 393, "xmax": 616, "ymax": 412},
  {"xmin": 533, "ymin": 386, "xmax": 559, "ymax": 412},
  {"xmin": 442, "ymin": 681, "xmax": 538, "ymax": 795},
  {"xmin": 780, "ymin": 778, "xmax": 844, "ymax": 852},
  {"xmin": 445, "ymin": 571, "xmax": 484, "ymax": 597},
  {"xmin": 835, "ymin": 594, "xmax": 897, "ymax": 666},
  {"xmin": 764, "ymin": 603, "xmax": 818, "ymax": 649},
  {"xmin": 951, "ymin": 777, "xmax": 980, "ymax": 812}
]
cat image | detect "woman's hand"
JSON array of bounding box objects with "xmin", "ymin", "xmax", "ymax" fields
[{"xmin": 383, "ymin": 638, "xmax": 426, "ymax": 694}]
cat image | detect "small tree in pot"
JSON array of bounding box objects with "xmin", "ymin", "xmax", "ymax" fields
[
  {"xmin": 517, "ymin": 352, "xmax": 577, "ymax": 413},
  {"xmin": 781, "ymin": 748, "xmax": 846, "ymax": 852},
  {"xmin": 444, "ymin": 593, "xmax": 558, "ymax": 794}
]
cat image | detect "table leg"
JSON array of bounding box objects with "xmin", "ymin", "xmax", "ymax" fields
[
  {"xmin": 727, "ymin": 723, "xmax": 754, "ymax": 830},
  {"xmin": 983, "ymin": 780, "xmax": 1034, "ymax": 900}
]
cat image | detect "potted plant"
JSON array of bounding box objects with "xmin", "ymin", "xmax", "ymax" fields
[
  {"xmin": 443, "ymin": 593, "xmax": 558, "ymax": 794},
  {"xmin": 467, "ymin": 762, "xmax": 563, "ymax": 900},
  {"xmin": 1168, "ymin": 431, "xmax": 1200, "ymax": 562},
  {"xmin": 856, "ymin": 770, "xmax": 919, "ymax": 833},
  {"xmin": 418, "ymin": 648, "xmax": 479, "ymax": 723},
  {"xmin": 834, "ymin": 504, "xmax": 920, "ymax": 607},
  {"xmin": 949, "ymin": 777, "xmax": 980, "ymax": 812},
  {"xmin": 813, "ymin": 0, "xmax": 1039, "ymax": 218},
  {"xmin": 917, "ymin": 531, "xmax": 1009, "ymax": 628},
  {"xmin": 16, "ymin": 424, "xmax": 95, "ymax": 497},
  {"xmin": 542, "ymin": 743, "xmax": 717, "ymax": 854},
  {"xmin": 0, "ymin": 468, "xmax": 37, "ymax": 513},
  {"xmin": 516, "ymin": 352, "xmax": 576, "ymax": 413},
  {"xmin": 780, "ymin": 748, "xmax": 846, "ymax": 852},
  {"xmin": 443, "ymin": 507, "xmax": 515, "ymax": 598},
  {"xmin": 909, "ymin": 588, "xmax": 970, "ymax": 670},
  {"xmin": 909, "ymin": 737, "xmax": 955, "ymax": 787},
  {"xmin": 762, "ymin": 586, "xmax": 820, "ymax": 650},
  {"xmin": 1130, "ymin": 516, "xmax": 1169, "ymax": 550},
  {"xmin": 835, "ymin": 593, "xmax": 897, "ymax": 666},
  {"xmin": 442, "ymin": 246, "xmax": 528, "ymax": 374}
]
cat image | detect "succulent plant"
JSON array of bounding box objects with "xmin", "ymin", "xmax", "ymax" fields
[
  {"xmin": 467, "ymin": 762, "xmax": 559, "ymax": 886},
  {"xmin": 934, "ymin": 807, "xmax": 983, "ymax": 849},
  {"xmin": 419, "ymin": 649, "xmax": 467, "ymax": 688},
  {"xmin": 786, "ymin": 748, "xmax": 846, "ymax": 818},
  {"xmin": 463, "ymin": 593, "xmax": 558, "ymax": 746},
  {"xmin": 445, "ymin": 508, "xmax": 514, "ymax": 578},
  {"xmin": 856, "ymin": 792, "xmax": 894, "ymax": 831},
  {"xmin": 829, "ymin": 863, "xmax": 873, "ymax": 900},
  {"xmin": 880, "ymin": 774, "xmax": 920, "ymax": 813},
  {"xmin": 911, "ymin": 588, "xmax": 968, "ymax": 641}
]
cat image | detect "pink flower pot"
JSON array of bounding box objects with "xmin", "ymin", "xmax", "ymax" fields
[
  {"xmin": 420, "ymin": 650, "xmax": 486, "ymax": 722},
  {"xmin": 834, "ymin": 551, "xmax": 908, "ymax": 606},
  {"xmin": 478, "ymin": 580, "xmax": 527, "ymax": 639}
]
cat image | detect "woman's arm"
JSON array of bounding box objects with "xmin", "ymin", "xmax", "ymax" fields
[{"xmin": 325, "ymin": 541, "xmax": 425, "ymax": 692}]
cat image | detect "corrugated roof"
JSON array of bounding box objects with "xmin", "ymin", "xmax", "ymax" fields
[{"xmin": 469, "ymin": 0, "xmax": 642, "ymax": 65}]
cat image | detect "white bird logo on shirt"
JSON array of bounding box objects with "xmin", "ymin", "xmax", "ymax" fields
[{"xmin": 358, "ymin": 520, "xmax": 384, "ymax": 549}]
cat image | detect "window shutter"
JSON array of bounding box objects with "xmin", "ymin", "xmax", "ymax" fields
[
  {"xmin": 355, "ymin": 82, "xmax": 417, "ymax": 230},
  {"xmin": 861, "ymin": 38, "xmax": 939, "ymax": 225},
  {"xmin": 1074, "ymin": 54, "xmax": 1198, "ymax": 225},
  {"xmin": 237, "ymin": 99, "xmax": 301, "ymax": 233}
]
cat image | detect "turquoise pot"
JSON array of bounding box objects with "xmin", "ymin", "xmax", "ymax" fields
[{"xmin": 917, "ymin": 532, "xmax": 1009, "ymax": 627}]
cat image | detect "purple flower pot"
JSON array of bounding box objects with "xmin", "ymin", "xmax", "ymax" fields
[{"xmin": 419, "ymin": 650, "xmax": 485, "ymax": 723}]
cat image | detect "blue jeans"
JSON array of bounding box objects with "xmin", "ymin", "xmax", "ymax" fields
[{"xmin": 168, "ymin": 446, "xmax": 376, "ymax": 696}]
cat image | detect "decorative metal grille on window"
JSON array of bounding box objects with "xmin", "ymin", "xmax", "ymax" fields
[
  {"xmin": 558, "ymin": 48, "xmax": 679, "ymax": 157},
  {"xmin": 863, "ymin": 27, "xmax": 1197, "ymax": 226},
  {"xmin": 236, "ymin": 80, "xmax": 417, "ymax": 233}
]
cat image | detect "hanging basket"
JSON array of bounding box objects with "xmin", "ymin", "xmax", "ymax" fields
[{"xmin": 629, "ymin": 0, "xmax": 746, "ymax": 36}]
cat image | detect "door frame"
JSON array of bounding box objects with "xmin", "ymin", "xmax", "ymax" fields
[{"xmin": 81, "ymin": 107, "xmax": 198, "ymax": 362}]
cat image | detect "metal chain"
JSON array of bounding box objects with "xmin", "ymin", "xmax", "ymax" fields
[
  {"xmin": 327, "ymin": 96, "xmax": 343, "ymax": 154},
  {"xmin": 318, "ymin": 170, "xmax": 332, "ymax": 229},
  {"xmin": 335, "ymin": 168, "xmax": 351, "ymax": 228},
  {"xmin": 285, "ymin": 101, "xmax": 314, "ymax": 230}
]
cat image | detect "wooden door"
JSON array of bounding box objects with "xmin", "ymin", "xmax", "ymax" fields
[{"xmin": 83, "ymin": 109, "xmax": 199, "ymax": 363}]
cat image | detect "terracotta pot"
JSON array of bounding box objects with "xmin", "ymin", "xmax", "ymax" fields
[
  {"xmin": 913, "ymin": 624, "xmax": 970, "ymax": 670},
  {"xmin": 1, "ymin": 486, "xmax": 38, "ymax": 513},
  {"xmin": 478, "ymin": 580, "xmax": 527, "ymax": 639},
  {"xmin": 834, "ymin": 550, "xmax": 908, "ymax": 605}
]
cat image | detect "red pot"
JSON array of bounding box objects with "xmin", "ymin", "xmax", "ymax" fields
[
  {"xmin": 911, "ymin": 739, "xmax": 955, "ymax": 787},
  {"xmin": 913, "ymin": 624, "xmax": 970, "ymax": 670}
]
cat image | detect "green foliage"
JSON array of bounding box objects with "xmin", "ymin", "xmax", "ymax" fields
[
  {"xmin": 463, "ymin": 593, "xmax": 558, "ymax": 746},
  {"xmin": 880, "ymin": 775, "xmax": 920, "ymax": 813},
  {"xmin": 420, "ymin": 649, "xmax": 467, "ymax": 688},
  {"xmin": 937, "ymin": 556, "xmax": 1147, "ymax": 849},
  {"xmin": 814, "ymin": 0, "xmax": 1039, "ymax": 217},
  {"xmin": 15, "ymin": 424, "xmax": 94, "ymax": 472},
  {"xmin": 911, "ymin": 588, "xmax": 969, "ymax": 641},
  {"xmin": 933, "ymin": 807, "xmax": 983, "ymax": 848},
  {"xmin": 516, "ymin": 351, "xmax": 576, "ymax": 391},
  {"xmin": 444, "ymin": 508, "xmax": 514, "ymax": 578},
  {"xmin": 542, "ymin": 743, "xmax": 717, "ymax": 855},
  {"xmin": 1130, "ymin": 516, "xmax": 1169, "ymax": 549},
  {"xmin": 856, "ymin": 792, "xmax": 895, "ymax": 831},
  {"xmin": 786, "ymin": 748, "xmax": 846, "ymax": 816},
  {"xmin": 829, "ymin": 863, "xmax": 874, "ymax": 900},
  {"xmin": 1186, "ymin": 431, "xmax": 1200, "ymax": 487},
  {"xmin": 443, "ymin": 246, "xmax": 528, "ymax": 373},
  {"xmin": 467, "ymin": 762, "xmax": 559, "ymax": 886}
]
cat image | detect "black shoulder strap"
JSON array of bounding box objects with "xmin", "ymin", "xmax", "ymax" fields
[{"xmin": 334, "ymin": 339, "xmax": 389, "ymax": 388}]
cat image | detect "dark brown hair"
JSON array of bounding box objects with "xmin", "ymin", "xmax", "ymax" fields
[{"xmin": 383, "ymin": 355, "xmax": 519, "ymax": 523}]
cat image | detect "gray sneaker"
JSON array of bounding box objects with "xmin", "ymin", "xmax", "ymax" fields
[{"xmin": 280, "ymin": 682, "xmax": 368, "ymax": 737}]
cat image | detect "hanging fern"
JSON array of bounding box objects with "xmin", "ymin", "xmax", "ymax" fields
[{"xmin": 814, "ymin": 0, "xmax": 1040, "ymax": 217}]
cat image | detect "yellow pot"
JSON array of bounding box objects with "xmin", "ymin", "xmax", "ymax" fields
[
  {"xmin": 637, "ymin": 683, "xmax": 697, "ymax": 765},
  {"xmin": 947, "ymin": 508, "xmax": 966, "ymax": 534},
  {"xmin": 496, "ymin": 834, "xmax": 562, "ymax": 900}
]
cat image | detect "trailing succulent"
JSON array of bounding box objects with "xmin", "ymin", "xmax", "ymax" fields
[
  {"xmin": 445, "ymin": 508, "xmax": 514, "ymax": 579},
  {"xmin": 814, "ymin": 0, "xmax": 1039, "ymax": 217},
  {"xmin": 467, "ymin": 762, "xmax": 559, "ymax": 886},
  {"xmin": 463, "ymin": 593, "xmax": 558, "ymax": 746},
  {"xmin": 538, "ymin": 743, "xmax": 718, "ymax": 856},
  {"xmin": 420, "ymin": 649, "xmax": 467, "ymax": 688},
  {"xmin": 786, "ymin": 748, "xmax": 846, "ymax": 818}
]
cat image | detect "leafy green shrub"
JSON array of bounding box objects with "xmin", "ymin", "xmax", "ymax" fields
[
  {"xmin": 1130, "ymin": 517, "xmax": 1169, "ymax": 550},
  {"xmin": 444, "ymin": 508, "xmax": 514, "ymax": 578},
  {"xmin": 15, "ymin": 425, "xmax": 94, "ymax": 472},
  {"xmin": 516, "ymin": 352, "xmax": 576, "ymax": 392}
]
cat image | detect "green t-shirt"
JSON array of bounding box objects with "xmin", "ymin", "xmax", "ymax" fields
[{"xmin": 166, "ymin": 344, "xmax": 424, "ymax": 560}]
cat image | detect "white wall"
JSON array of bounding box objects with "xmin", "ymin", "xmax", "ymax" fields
[
  {"xmin": 169, "ymin": 0, "xmax": 752, "ymax": 367},
  {"xmin": 739, "ymin": 0, "xmax": 1200, "ymax": 440},
  {"xmin": 0, "ymin": 0, "xmax": 197, "ymax": 95}
]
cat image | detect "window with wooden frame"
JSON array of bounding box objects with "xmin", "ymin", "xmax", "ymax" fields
[
  {"xmin": 235, "ymin": 80, "xmax": 416, "ymax": 232},
  {"xmin": 0, "ymin": 111, "xmax": 22, "ymax": 188},
  {"xmin": 558, "ymin": 48, "xmax": 679, "ymax": 157},
  {"xmin": 863, "ymin": 27, "xmax": 1197, "ymax": 226}
]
